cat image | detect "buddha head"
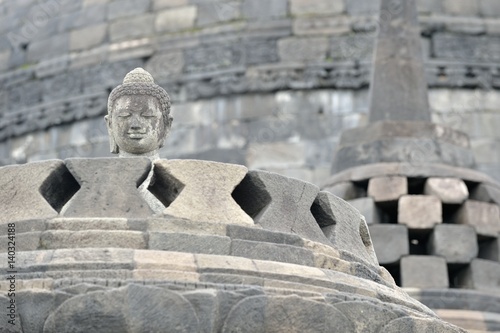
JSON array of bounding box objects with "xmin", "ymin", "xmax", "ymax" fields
[{"xmin": 105, "ymin": 68, "xmax": 173, "ymax": 158}]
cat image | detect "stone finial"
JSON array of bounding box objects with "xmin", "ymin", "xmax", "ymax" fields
[
  {"xmin": 368, "ymin": 0, "xmax": 430, "ymax": 123},
  {"xmin": 105, "ymin": 68, "xmax": 173, "ymax": 159}
]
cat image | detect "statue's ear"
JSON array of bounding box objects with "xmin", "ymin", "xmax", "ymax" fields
[
  {"xmin": 105, "ymin": 115, "xmax": 119, "ymax": 154},
  {"xmin": 158, "ymin": 115, "xmax": 173, "ymax": 149}
]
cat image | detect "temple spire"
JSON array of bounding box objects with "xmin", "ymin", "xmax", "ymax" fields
[{"xmin": 368, "ymin": 0, "xmax": 430, "ymax": 123}]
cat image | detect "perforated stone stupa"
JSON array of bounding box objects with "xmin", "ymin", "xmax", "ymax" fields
[
  {"xmin": 323, "ymin": 0, "xmax": 500, "ymax": 332},
  {"xmin": 0, "ymin": 66, "xmax": 467, "ymax": 331}
]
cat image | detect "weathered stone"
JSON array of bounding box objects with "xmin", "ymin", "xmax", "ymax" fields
[
  {"xmin": 457, "ymin": 259, "xmax": 500, "ymax": 292},
  {"xmin": 226, "ymin": 225, "xmax": 303, "ymax": 247},
  {"xmin": 368, "ymin": 176, "xmax": 408, "ymax": 203},
  {"xmin": 401, "ymin": 256, "xmax": 449, "ymax": 288},
  {"xmin": 398, "ymin": 195, "xmax": 442, "ymax": 230},
  {"xmin": 149, "ymin": 232, "xmax": 231, "ymax": 255},
  {"xmin": 443, "ymin": 0, "xmax": 479, "ymax": 16},
  {"xmin": 294, "ymin": 16, "xmax": 350, "ymax": 36},
  {"xmin": 313, "ymin": 191, "xmax": 378, "ymax": 265},
  {"xmin": 145, "ymin": 51, "xmax": 185, "ymax": 78},
  {"xmin": 109, "ymin": 14, "xmax": 154, "ymax": 42},
  {"xmin": 427, "ymin": 225, "xmax": 478, "ymax": 264},
  {"xmin": 331, "ymin": 34, "xmax": 375, "ymax": 61},
  {"xmin": 345, "ymin": 0, "xmax": 379, "ymax": 15},
  {"xmin": 233, "ymin": 170, "xmax": 328, "ymax": 243},
  {"xmin": 333, "ymin": 301, "xmax": 400, "ymax": 333},
  {"xmin": 197, "ymin": 1, "xmax": 241, "ymax": 26},
  {"xmin": 382, "ymin": 317, "xmax": 465, "ymax": 333},
  {"xmin": 107, "ymin": 0, "xmax": 151, "ymax": 20},
  {"xmin": 184, "ymin": 42, "xmax": 245, "ymax": 73},
  {"xmin": 62, "ymin": 158, "xmax": 154, "ymax": 218},
  {"xmin": 369, "ymin": 225, "xmax": 409, "ymax": 265},
  {"xmin": 40, "ymin": 230, "xmax": 147, "ymax": 249},
  {"xmin": 0, "ymin": 161, "xmax": 78, "ymax": 223},
  {"xmin": 433, "ymin": 33, "xmax": 500, "ymax": 62},
  {"xmin": 70, "ymin": 24, "xmax": 107, "ymax": 51},
  {"xmin": 242, "ymin": 0, "xmax": 287, "ymax": 19},
  {"xmin": 424, "ymin": 177, "xmax": 469, "ymax": 204},
  {"xmin": 43, "ymin": 285, "xmax": 200, "ymax": 332},
  {"xmin": 369, "ymin": 0, "xmax": 430, "ymax": 123},
  {"xmin": 231, "ymin": 240, "xmax": 314, "ymax": 266},
  {"xmin": 479, "ymin": 0, "xmax": 500, "ymax": 17},
  {"xmin": 278, "ymin": 37, "xmax": 329, "ymax": 62},
  {"xmin": 153, "ymin": 159, "xmax": 253, "ymax": 225},
  {"xmin": 27, "ymin": 33, "xmax": 69, "ymax": 63},
  {"xmin": 0, "ymin": 232, "xmax": 41, "ymax": 252},
  {"xmin": 153, "ymin": 0, "xmax": 187, "ymax": 10},
  {"xmin": 347, "ymin": 197, "xmax": 381, "ymax": 225},
  {"xmin": 456, "ymin": 200, "xmax": 500, "ymax": 237},
  {"xmin": 290, "ymin": 0, "xmax": 345, "ymax": 16},
  {"xmin": 470, "ymin": 183, "xmax": 500, "ymax": 205},
  {"xmin": 155, "ymin": 6, "xmax": 197, "ymax": 33},
  {"xmin": 17, "ymin": 290, "xmax": 70, "ymax": 333}
]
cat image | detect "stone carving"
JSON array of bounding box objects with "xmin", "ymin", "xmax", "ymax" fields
[{"xmin": 105, "ymin": 67, "xmax": 173, "ymax": 160}]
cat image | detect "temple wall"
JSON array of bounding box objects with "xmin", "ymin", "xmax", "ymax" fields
[{"xmin": 1, "ymin": 0, "xmax": 500, "ymax": 185}]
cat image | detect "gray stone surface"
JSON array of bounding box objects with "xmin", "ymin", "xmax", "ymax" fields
[
  {"xmin": 109, "ymin": 13, "xmax": 154, "ymax": 42},
  {"xmin": 398, "ymin": 195, "xmax": 442, "ymax": 230},
  {"xmin": 242, "ymin": 0, "xmax": 287, "ymax": 19},
  {"xmin": 457, "ymin": 259, "xmax": 500, "ymax": 292},
  {"xmin": 230, "ymin": 240, "xmax": 314, "ymax": 266},
  {"xmin": 40, "ymin": 230, "xmax": 147, "ymax": 249},
  {"xmin": 278, "ymin": 37, "xmax": 329, "ymax": 62},
  {"xmin": 323, "ymin": 181, "xmax": 363, "ymax": 201},
  {"xmin": 470, "ymin": 183, "xmax": 500, "ymax": 205},
  {"xmin": 0, "ymin": 161, "xmax": 76, "ymax": 223},
  {"xmin": 424, "ymin": 178, "xmax": 469, "ymax": 204},
  {"xmin": 69, "ymin": 24, "xmax": 107, "ymax": 51},
  {"xmin": 226, "ymin": 225, "xmax": 303, "ymax": 247},
  {"xmin": 232, "ymin": 170, "xmax": 328, "ymax": 243},
  {"xmin": 428, "ymin": 225, "xmax": 478, "ymax": 264},
  {"xmin": 154, "ymin": 160, "xmax": 254, "ymax": 225},
  {"xmin": 456, "ymin": 200, "xmax": 500, "ymax": 237},
  {"xmin": 107, "ymin": 0, "xmax": 151, "ymax": 20},
  {"xmin": 313, "ymin": 191, "xmax": 378, "ymax": 266},
  {"xmin": 155, "ymin": 6, "xmax": 197, "ymax": 32},
  {"xmin": 401, "ymin": 256, "xmax": 449, "ymax": 289},
  {"xmin": 369, "ymin": 0, "xmax": 430, "ymax": 123},
  {"xmin": 368, "ymin": 176, "xmax": 408, "ymax": 203},
  {"xmin": 348, "ymin": 197, "xmax": 381, "ymax": 225},
  {"xmin": 62, "ymin": 158, "xmax": 154, "ymax": 217},
  {"xmin": 149, "ymin": 232, "xmax": 231, "ymax": 254},
  {"xmin": 369, "ymin": 225, "xmax": 409, "ymax": 265},
  {"xmin": 290, "ymin": 0, "xmax": 345, "ymax": 15}
]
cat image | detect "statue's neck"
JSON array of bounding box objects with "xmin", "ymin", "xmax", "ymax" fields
[{"xmin": 119, "ymin": 150, "xmax": 160, "ymax": 161}]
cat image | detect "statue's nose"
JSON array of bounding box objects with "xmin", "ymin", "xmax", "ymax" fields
[{"xmin": 129, "ymin": 116, "xmax": 142, "ymax": 130}]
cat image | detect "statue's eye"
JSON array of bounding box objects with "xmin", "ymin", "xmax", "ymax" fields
[
  {"xmin": 117, "ymin": 112, "xmax": 131, "ymax": 118},
  {"xmin": 141, "ymin": 111, "xmax": 156, "ymax": 117}
]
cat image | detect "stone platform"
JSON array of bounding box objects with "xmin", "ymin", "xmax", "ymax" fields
[{"xmin": 0, "ymin": 158, "xmax": 466, "ymax": 332}]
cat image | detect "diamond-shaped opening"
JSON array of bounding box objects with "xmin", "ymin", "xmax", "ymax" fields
[
  {"xmin": 232, "ymin": 173, "xmax": 271, "ymax": 219},
  {"xmin": 408, "ymin": 230, "xmax": 431, "ymax": 255},
  {"xmin": 448, "ymin": 263, "xmax": 468, "ymax": 289},
  {"xmin": 39, "ymin": 164, "xmax": 80, "ymax": 213},
  {"xmin": 478, "ymin": 237, "xmax": 499, "ymax": 261},
  {"xmin": 148, "ymin": 167, "xmax": 185, "ymax": 208}
]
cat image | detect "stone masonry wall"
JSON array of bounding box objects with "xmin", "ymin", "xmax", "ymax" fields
[{"xmin": 1, "ymin": 0, "xmax": 500, "ymax": 185}]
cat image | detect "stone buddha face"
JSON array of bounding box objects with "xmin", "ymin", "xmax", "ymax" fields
[
  {"xmin": 105, "ymin": 68, "xmax": 172, "ymax": 159},
  {"xmin": 105, "ymin": 95, "xmax": 168, "ymax": 157}
]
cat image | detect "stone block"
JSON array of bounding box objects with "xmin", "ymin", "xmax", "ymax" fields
[
  {"xmin": 149, "ymin": 232, "xmax": 231, "ymax": 255},
  {"xmin": 152, "ymin": 160, "xmax": 253, "ymax": 225},
  {"xmin": 470, "ymin": 183, "xmax": 500, "ymax": 205},
  {"xmin": 290, "ymin": 0, "xmax": 344, "ymax": 16},
  {"xmin": 417, "ymin": 0, "xmax": 444, "ymax": 14},
  {"xmin": 27, "ymin": 33, "xmax": 69, "ymax": 63},
  {"xmin": 232, "ymin": 170, "xmax": 329, "ymax": 244},
  {"xmin": 398, "ymin": 195, "xmax": 442, "ymax": 230},
  {"xmin": 0, "ymin": 161, "xmax": 77, "ymax": 223},
  {"xmin": 230, "ymin": 240, "xmax": 314, "ymax": 266},
  {"xmin": 345, "ymin": 0, "xmax": 379, "ymax": 15},
  {"xmin": 400, "ymin": 256, "xmax": 449, "ymax": 289},
  {"xmin": 424, "ymin": 178, "xmax": 469, "ymax": 204},
  {"xmin": 368, "ymin": 176, "xmax": 408, "ymax": 203},
  {"xmin": 145, "ymin": 51, "xmax": 185, "ymax": 78},
  {"xmin": 433, "ymin": 33, "xmax": 500, "ymax": 62},
  {"xmin": 479, "ymin": 238, "xmax": 500, "ymax": 261},
  {"xmin": 313, "ymin": 191, "xmax": 378, "ymax": 265},
  {"xmin": 246, "ymin": 142, "xmax": 306, "ymax": 170},
  {"xmin": 323, "ymin": 182, "xmax": 362, "ymax": 200},
  {"xmin": 109, "ymin": 13, "xmax": 154, "ymax": 42},
  {"xmin": 242, "ymin": 0, "xmax": 287, "ymax": 19},
  {"xmin": 107, "ymin": 0, "xmax": 151, "ymax": 20},
  {"xmin": 428, "ymin": 225, "xmax": 478, "ymax": 264},
  {"xmin": 457, "ymin": 259, "xmax": 500, "ymax": 291},
  {"xmin": 58, "ymin": 4, "xmax": 107, "ymax": 31},
  {"xmin": 278, "ymin": 37, "xmax": 329, "ymax": 62},
  {"xmin": 155, "ymin": 6, "xmax": 197, "ymax": 33},
  {"xmin": 443, "ymin": 0, "xmax": 479, "ymax": 16},
  {"xmin": 369, "ymin": 225, "xmax": 409, "ymax": 265},
  {"xmin": 0, "ymin": 232, "xmax": 41, "ymax": 252},
  {"xmin": 62, "ymin": 158, "xmax": 154, "ymax": 218},
  {"xmin": 197, "ymin": 1, "xmax": 241, "ymax": 26},
  {"xmin": 0, "ymin": 50, "xmax": 10, "ymax": 71},
  {"xmin": 294, "ymin": 16, "xmax": 351, "ymax": 36},
  {"xmin": 40, "ymin": 230, "xmax": 147, "ymax": 249},
  {"xmin": 153, "ymin": 0, "xmax": 187, "ymax": 10},
  {"xmin": 331, "ymin": 34, "xmax": 375, "ymax": 61},
  {"xmin": 226, "ymin": 225, "xmax": 303, "ymax": 246},
  {"xmin": 70, "ymin": 23, "xmax": 107, "ymax": 51},
  {"xmin": 347, "ymin": 197, "xmax": 381, "ymax": 225},
  {"xmin": 480, "ymin": 0, "xmax": 500, "ymax": 17},
  {"xmin": 457, "ymin": 200, "xmax": 500, "ymax": 237},
  {"xmin": 184, "ymin": 41, "xmax": 245, "ymax": 73}
]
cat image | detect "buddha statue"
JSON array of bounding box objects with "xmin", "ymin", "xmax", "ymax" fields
[{"xmin": 105, "ymin": 68, "xmax": 173, "ymax": 160}]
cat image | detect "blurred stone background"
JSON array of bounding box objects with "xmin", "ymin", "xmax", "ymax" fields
[{"xmin": 1, "ymin": 0, "xmax": 500, "ymax": 185}]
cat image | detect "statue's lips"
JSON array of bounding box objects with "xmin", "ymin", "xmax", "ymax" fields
[{"xmin": 127, "ymin": 133, "xmax": 146, "ymax": 140}]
